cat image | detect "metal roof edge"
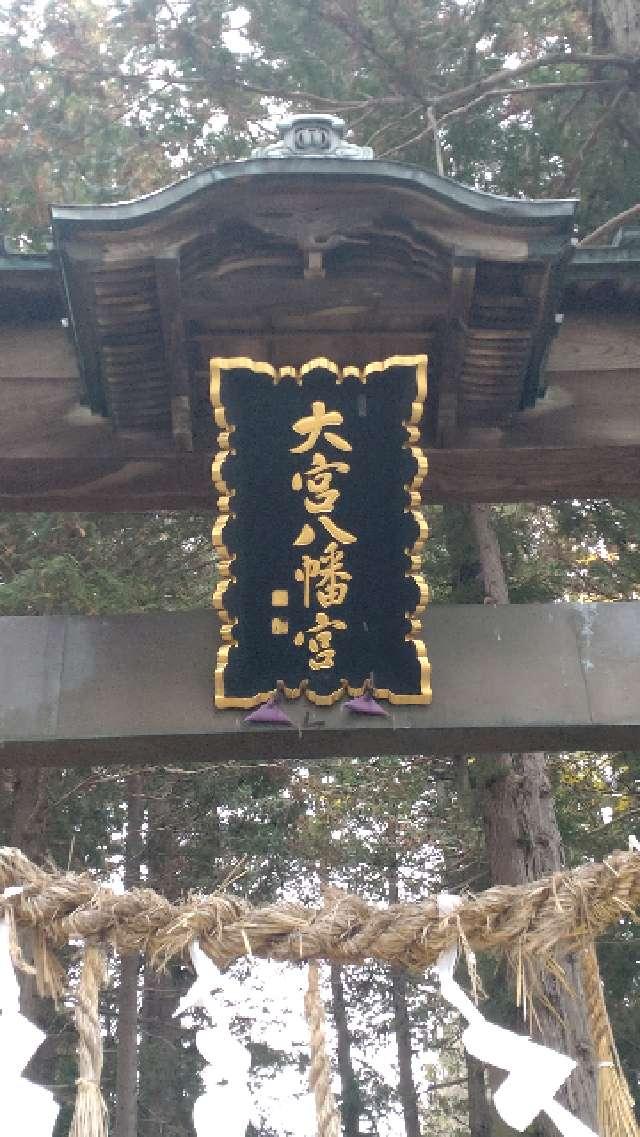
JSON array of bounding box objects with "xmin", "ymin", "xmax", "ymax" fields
[
  {"xmin": 49, "ymin": 158, "xmax": 578, "ymax": 231},
  {"xmin": 567, "ymin": 245, "xmax": 640, "ymax": 278},
  {"xmin": 0, "ymin": 253, "xmax": 55, "ymax": 274}
]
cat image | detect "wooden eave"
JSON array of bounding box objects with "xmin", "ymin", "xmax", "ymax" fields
[
  {"xmin": 0, "ymin": 252, "xmax": 64, "ymax": 321},
  {"xmin": 2, "ymin": 163, "xmax": 640, "ymax": 509},
  {"xmin": 45, "ymin": 160, "xmax": 578, "ymax": 447},
  {"xmin": 569, "ymin": 245, "xmax": 640, "ymax": 280},
  {"xmin": 50, "ymin": 157, "xmax": 576, "ymax": 233}
]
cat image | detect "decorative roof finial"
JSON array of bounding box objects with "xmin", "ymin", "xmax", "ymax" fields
[{"xmin": 251, "ymin": 113, "xmax": 373, "ymax": 160}]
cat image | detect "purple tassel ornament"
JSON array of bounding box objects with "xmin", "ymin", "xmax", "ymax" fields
[
  {"xmin": 244, "ymin": 691, "xmax": 293, "ymax": 726},
  {"xmin": 344, "ymin": 691, "xmax": 389, "ymax": 717}
]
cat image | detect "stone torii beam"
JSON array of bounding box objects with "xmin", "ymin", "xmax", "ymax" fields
[{"xmin": 1, "ymin": 601, "xmax": 638, "ymax": 767}]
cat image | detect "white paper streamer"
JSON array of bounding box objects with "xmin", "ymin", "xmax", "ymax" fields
[
  {"xmin": 0, "ymin": 891, "xmax": 59, "ymax": 1137},
  {"xmin": 435, "ymin": 892, "xmax": 597, "ymax": 1137},
  {"xmin": 174, "ymin": 942, "xmax": 255, "ymax": 1137}
]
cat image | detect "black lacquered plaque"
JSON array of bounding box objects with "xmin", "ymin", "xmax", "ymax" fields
[{"xmin": 210, "ymin": 356, "xmax": 430, "ymax": 708}]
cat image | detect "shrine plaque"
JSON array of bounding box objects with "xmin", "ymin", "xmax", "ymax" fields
[{"xmin": 210, "ymin": 356, "xmax": 431, "ymax": 708}]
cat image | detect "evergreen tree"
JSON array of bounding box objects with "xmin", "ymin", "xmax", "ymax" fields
[
  {"xmin": 2, "ymin": 0, "xmax": 639, "ymax": 240},
  {"xmin": 1, "ymin": 0, "xmax": 640, "ymax": 1128}
]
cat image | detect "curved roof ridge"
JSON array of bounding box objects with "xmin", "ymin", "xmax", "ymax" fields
[{"xmin": 50, "ymin": 157, "xmax": 577, "ymax": 229}]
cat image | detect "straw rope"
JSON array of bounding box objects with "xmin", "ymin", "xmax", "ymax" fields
[
  {"xmin": 1, "ymin": 846, "xmax": 639, "ymax": 1137},
  {"xmin": 581, "ymin": 945, "xmax": 639, "ymax": 1137},
  {"xmin": 68, "ymin": 944, "xmax": 109, "ymax": 1137},
  {"xmin": 0, "ymin": 847, "xmax": 639, "ymax": 999},
  {"xmin": 305, "ymin": 963, "xmax": 341, "ymax": 1137}
]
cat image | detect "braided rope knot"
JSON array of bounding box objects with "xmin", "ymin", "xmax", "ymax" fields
[
  {"xmin": 305, "ymin": 962, "xmax": 341, "ymax": 1137},
  {"xmin": 0, "ymin": 846, "xmax": 638, "ymax": 989}
]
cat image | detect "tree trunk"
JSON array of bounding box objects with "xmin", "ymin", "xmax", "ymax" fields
[
  {"xmin": 138, "ymin": 778, "xmax": 193, "ymax": 1137},
  {"xmin": 6, "ymin": 766, "xmax": 64, "ymax": 1107},
  {"xmin": 470, "ymin": 504, "xmax": 598, "ymax": 1131},
  {"xmin": 390, "ymin": 967, "xmax": 422, "ymax": 1137},
  {"xmin": 139, "ymin": 965, "xmax": 191, "ymax": 1137},
  {"xmin": 330, "ymin": 965, "xmax": 362, "ymax": 1137},
  {"xmin": 115, "ymin": 773, "xmax": 144, "ymax": 1137},
  {"xmin": 9, "ymin": 766, "xmax": 50, "ymax": 1022},
  {"xmin": 467, "ymin": 1055, "xmax": 491, "ymax": 1137},
  {"xmin": 598, "ymin": 0, "xmax": 640, "ymax": 52},
  {"xmin": 469, "ymin": 505, "xmax": 509, "ymax": 606},
  {"xmin": 387, "ymin": 823, "xmax": 421, "ymax": 1137},
  {"xmin": 9, "ymin": 767, "xmax": 50, "ymax": 851}
]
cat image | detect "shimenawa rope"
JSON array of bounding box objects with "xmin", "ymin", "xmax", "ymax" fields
[
  {"xmin": 1, "ymin": 847, "xmax": 639, "ymax": 991},
  {"xmin": 581, "ymin": 945, "xmax": 639, "ymax": 1137},
  {"xmin": 68, "ymin": 944, "xmax": 109, "ymax": 1137},
  {"xmin": 1, "ymin": 846, "xmax": 639, "ymax": 1137},
  {"xmin": 305, "ymin": 962, "xmax": 341, "ymax": 1137}
]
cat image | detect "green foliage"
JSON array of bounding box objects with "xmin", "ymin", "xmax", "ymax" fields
[
  {"xmin": 1, "ymin": 0, "xmax": 640, "ymax": 1124},
  {"xmin": 0, "ymin": 512, "xmax": 214, "ymax": 614},
  {"xmin": 1, "ymin": 497, "xmax": 640, "ymax": 1127},
  {"xmin": 1, "ymin": 0, "xmax": 638, "ymax": 241}
]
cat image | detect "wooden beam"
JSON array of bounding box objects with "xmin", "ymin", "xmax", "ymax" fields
[
  {"xmin": 1, "ymin": 602, "xmax": 638, "ymax": 767},
  {"xmin": 1, "ymin": 316, "xmax": 640, "ymax": 509},
  {"xmin": 58, "ymin": 258, "xmax": 106, "ymax": 415},
  {"xmin": 155, "ymin": 253, "xmax": 194, "ymax": 451},
  {"xmin": 1, "ymin": 442, "xmax": 639, "ymax": 510},
  {"xmin": 435, "ymin": 261, "xmax": 476, "ymax": 444}
]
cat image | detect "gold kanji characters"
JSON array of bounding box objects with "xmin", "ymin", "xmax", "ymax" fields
[
  {"xmin": 290, "ymin": 399, "xmax": 356, "ymax": 674},
  {"xmin": 291, "ymin": 450, "xmax": 356, "ymax": 545},
  {"xmin": 294, "ymin": 612, "xmax": 347, "ymax": 670},
  {"xmin": 290, "ymin": 402, "xmax": 352, "ymax": 454},
  {"xmin": 293, "ymin": 523, "xmax": 316, "ymax": 548},
  {"xmin": 317, "ymin": 516, "xmax": 357, "ymax": 544},
  {"xmin": 293, "ymin": 518, "xmax": 359, "ymax": 548},
  {"xmin": 294, "ymin": 542, "xmax": 352, "ymax": 609},
  {"xmin": 293, "ymin": 517, "xmax": 356, "ymax": 546},
  {"xmin": 292, "ymin": 451, "xmax": 351, "ymax": 512},
  {"xmin": 291, "ymin": 443, "xmax": 356, "ymax": 547}
]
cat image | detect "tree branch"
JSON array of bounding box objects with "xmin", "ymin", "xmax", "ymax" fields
[
  {"xmin": 578, "ymin": 202, "xmax": 640, "ymax": 246},
  {"xmin": 555, "ymin": 89, "xmax": 590, "ymax": 132},
  {"xmin": 306, "ymin": 0, "xmax": 432, "ymax": 105},
  {"xmin": 554, "ymin": 86, "xmax": 628, "ymax": 194},
  {"xmin": 426, "ymin": 1076, "xmax": 468, "ymax": 1092},
  {"xmin": 432, "ymin": 50, "xmax": 638, "ymax": 113},
  {"xmin": 377, "ymin": 80, "xmax": 626, "ymax": 159}
]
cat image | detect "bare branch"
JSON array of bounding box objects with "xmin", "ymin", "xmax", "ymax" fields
[
  {"xmin": 364, "ymin": 104, "xmax": 424, "ymax": 149},
  {"xmin": 578, "ymin": 201, "xmax": 640, "ymax": 246},
  {"xmin": 432, "ymin": 50, "xmax": 638, "ymax": 112},
  {"xmin": 554, "ymin": 87, "xmax": 628, "ymax": 194},
  {"xmin": 307, "ymin": 0, "xmax": 431, "ymax": 104},
  {"xmin": 555, "ymin": 89, "xmax": 590, "ymax": 132},
  {"xmin": 377, "ymin": 80, "xmax": 626, "ymax": 159},
  {"xmin": 426, "ymin": 1076, "xmax": 468, "ymax": 1092}
]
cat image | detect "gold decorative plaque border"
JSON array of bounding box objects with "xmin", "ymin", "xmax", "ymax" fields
[{"xmin": 210, "ymin": 355, "xmax": 431, "ymax": 709}]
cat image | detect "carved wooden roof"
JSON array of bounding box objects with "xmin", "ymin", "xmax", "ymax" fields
[
  {"xmin": 6, "ymin": 161, "xmax": 637, "ymax": 459},
  {"xmin": 42, "ymin": 159, "xmax": 579, "ymax": 450}
]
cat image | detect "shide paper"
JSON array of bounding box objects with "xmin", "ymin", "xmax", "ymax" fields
[
  {"xmin": 435, "ymin": 892, "xmax": 597, "ymax": 1137},
  {"xmin": 0, "ymin": 890, "xmax": 59, "ymax": 1137},
  {"xmin": 175, "ymin": 942, "xmax": 255, "ymax": 1137}
]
